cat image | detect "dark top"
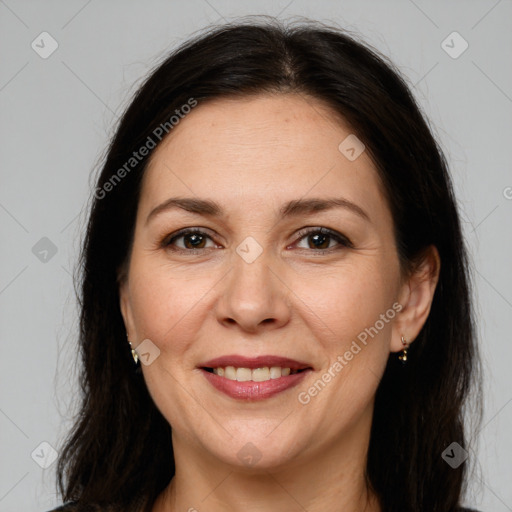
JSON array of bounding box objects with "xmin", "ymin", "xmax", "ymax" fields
[{"xmin": 46, "ymin": 503, "xmax": 481, "ymax": 512}]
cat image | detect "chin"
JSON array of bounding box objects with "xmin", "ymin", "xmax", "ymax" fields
[{"xmin": 200, "ymin": 426, "xmax": 309, "ymax": 472}]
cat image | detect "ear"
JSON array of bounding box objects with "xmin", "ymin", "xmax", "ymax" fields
[
  {"xmin": 390, "ymin": 245, "xmax": 441, "ymax": 352},
  {"xmin": 119, "ymin": 278, "xmax": 137, "ymax": 342}
]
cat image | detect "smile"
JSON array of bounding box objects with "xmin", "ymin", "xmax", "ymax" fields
[{"xmin": 198, "ymin": 355, "xmax": 313, "ymax": 401}]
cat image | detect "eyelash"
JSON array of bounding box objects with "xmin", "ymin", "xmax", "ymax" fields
[{"xmin": 161, "ymin": 227, "xmax": 353, "ymax": 254}]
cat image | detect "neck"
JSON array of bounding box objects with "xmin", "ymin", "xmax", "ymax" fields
[{"xmin": 152, "ymin": 408, "xmax": 381, "ymax": 512}]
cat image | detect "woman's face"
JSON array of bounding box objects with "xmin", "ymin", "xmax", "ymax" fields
[{"xmin": 120, "ymin": 93, "xmax": 415, "ymax": 470}]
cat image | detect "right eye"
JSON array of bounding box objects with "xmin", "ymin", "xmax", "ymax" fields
[{"xmin": 162, "ymin": 228, "xmax": 219, "ymax": 251}]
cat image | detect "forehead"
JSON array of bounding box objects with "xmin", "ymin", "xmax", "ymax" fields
[{"xmin": 139, "ymin": 93, "xmax": 388, "ymax": 223}]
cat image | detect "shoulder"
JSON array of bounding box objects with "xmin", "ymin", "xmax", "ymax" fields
[
  {"xmin": 47, "ymin": 502, "xmax": 480, "ymax": 512},
  {"xmin": 45, "ymin": 503, "xmax": 78, "ymax": 512},
  {"xmin": 44, "ymin": 501, "xmax": 147, "ymax": 511},
  {"xmin": 45, "ymin": 502, "xmax": 104, "ymax": 511}
]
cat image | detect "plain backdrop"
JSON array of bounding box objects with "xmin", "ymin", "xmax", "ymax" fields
[{"xmin": 0, "ymin": 1, "xmax": 511, "ymax": 511}]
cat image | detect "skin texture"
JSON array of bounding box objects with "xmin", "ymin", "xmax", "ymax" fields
[{"xmin": 119, "ymin": 93, "xmax": 440, "ymax": 512}]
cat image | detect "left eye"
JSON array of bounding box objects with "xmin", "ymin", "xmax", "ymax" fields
[
  {"xmin": 293, "ymin": 227, "xmax": 352, "ymax": 251},
  {"xmin": 163, "ymin": 227, "xmax": 352, "ymax": 252}
]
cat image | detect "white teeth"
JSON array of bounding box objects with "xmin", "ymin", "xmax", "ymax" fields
[
  {"xmin": 270, "ymin": 366, "xmax": 282, "ymax": 379},
  {"xmin": 236, "ymin": 367, "xmax": 252, "ymax": 382},
  {"xmin": 211, "ymin": 366, "xmax": 299, "ymax": 381},
  {"xmin": 224, "ymin": 366, "xmax": 237, "ymax": 380},
  {"xmin": 252, "ymin": 367, "xmax": 270, "ymax": 382}
]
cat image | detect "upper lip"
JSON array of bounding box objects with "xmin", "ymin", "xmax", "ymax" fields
[{"xmin": 200, "ymin": 355, "xmax": 312, "ymax": 371}]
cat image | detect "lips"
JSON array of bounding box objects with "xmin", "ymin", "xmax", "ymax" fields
[{"xmin": 198, "ymin": 354, "xmax": 313, "ymax": 401}]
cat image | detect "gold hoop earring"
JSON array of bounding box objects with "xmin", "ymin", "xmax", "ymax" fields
[{"xmin": 398, "ymin": 335, "xmax": 408, "ymax": 363}]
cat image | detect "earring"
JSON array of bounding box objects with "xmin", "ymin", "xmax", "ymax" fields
[
  {"xmin": 398, "ymin": 335, "xmax": 408, "ymax": 363},
  {"xmin": 127, "ymin": 334, "xmax": 139, "ymax": 365},
  {"xmin": 129, "ymin": 342, "xmax": 139, "ymax": 364}
]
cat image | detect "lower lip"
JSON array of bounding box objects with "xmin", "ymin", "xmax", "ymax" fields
[{"xmin": 200, "ymin": 368, "xmax": 311, "ymax": 401}]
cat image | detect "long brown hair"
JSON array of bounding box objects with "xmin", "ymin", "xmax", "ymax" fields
[{"xmin": 56, "ymin": 16, "xmax": 482, "ymax": 512}]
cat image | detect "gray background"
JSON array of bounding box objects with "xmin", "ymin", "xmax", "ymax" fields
[{"xmin": 1, "ymin": 1, "xmax": 511, "ymax": 511}]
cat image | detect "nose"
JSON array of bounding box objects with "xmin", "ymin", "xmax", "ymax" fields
[{"xmin": 215, "ymin": 248, "xmax": 291, "ymax": 333}]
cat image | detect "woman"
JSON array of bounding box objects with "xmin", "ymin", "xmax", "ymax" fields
[{"xmin": 49, "ymin": 16, "xmax": 482, "ymax": 512}]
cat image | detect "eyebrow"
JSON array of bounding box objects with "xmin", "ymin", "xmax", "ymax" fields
[{"xmin": 145, "ymin": 196, "xmax": 370, "ymax": 225}]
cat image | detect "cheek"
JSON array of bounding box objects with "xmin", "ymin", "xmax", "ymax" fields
[
  {"xmin": 292, "ymin": 258, "xmax": 399, "ymax": 347},
  {"xmin": 290, "ymin": 264, "xmax": 399, "ymax": 440},
  {"xmin": 127, "ymin": 257, "xmax": 216, "ymax": 356}
]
